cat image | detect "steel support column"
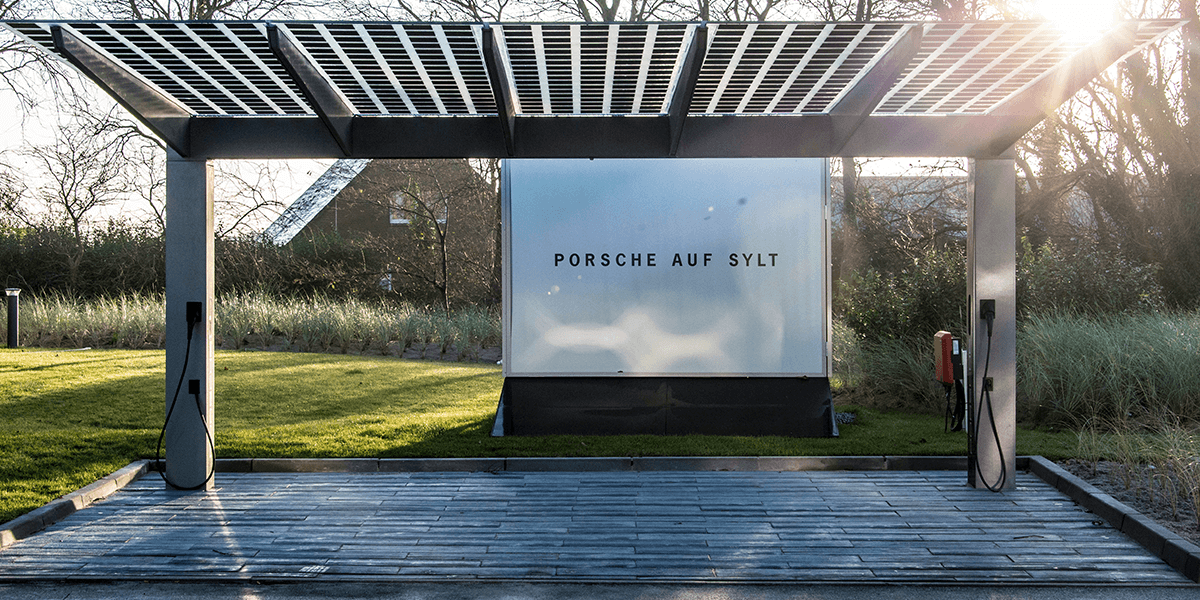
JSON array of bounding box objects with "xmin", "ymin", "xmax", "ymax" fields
[
  {"xmin": 967, "ymin": 155, "xmax": 1017, "ymax": 491},
  {"xmin": 164, "ymin": 151, "xmax": 215, "ymax": 490}
]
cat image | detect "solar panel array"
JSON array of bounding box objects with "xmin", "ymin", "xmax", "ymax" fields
[
  {"xmin": 875, "ymin": 20, "xmax": 1181, "ymax": 114},
  {"xmin": 4, "ymin": 19, "xmax": 1183, "ymax": 119}
]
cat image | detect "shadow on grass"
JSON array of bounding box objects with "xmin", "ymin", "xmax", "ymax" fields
[
  {"xmin": 0, "ymin": 354, "xmax": 147, "ymax": 374},
  {"xmin": 0, "ymin": 371, "xmax": 164, "ymax": 431},
  {"xmin": 0, "ymin": 429, "xmax": 157, "ymax": 523}
]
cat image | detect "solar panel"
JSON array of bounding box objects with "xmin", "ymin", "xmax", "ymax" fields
[{"xmin": 3, "ymin": 19, "xmax": 1184, "ymax": 158}]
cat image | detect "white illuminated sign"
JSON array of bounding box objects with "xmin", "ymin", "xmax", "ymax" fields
[{"xmin": 504, "ymin": 158, "xmax": 828, "ymax": 377}]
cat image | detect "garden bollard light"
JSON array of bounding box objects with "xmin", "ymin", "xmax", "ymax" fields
[{"xmin": 5, "ymin": 288, "xmax": 19, "ymax": 348}]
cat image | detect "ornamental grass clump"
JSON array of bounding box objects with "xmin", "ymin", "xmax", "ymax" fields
[
  {"xmin": 19, "ymin": 292, "xmax": 164, "ymax": 348},
  {"xmin": 1076, "ymin": 418, "xmax": 1200, "ymax": 530},
  {"xmin": 1019, "ymin": 312, "xmax": 1200, "ymax": 427},
  {"xmin": 10, "ymin": 291, "xmax": 501, "ymax": 359}
]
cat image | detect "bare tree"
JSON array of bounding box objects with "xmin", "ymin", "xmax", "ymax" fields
[
  {"xmin": 381, "ymin": 159, "xmax": 496, "ymax": 311},
  {"xmin": 70, "ymin": 0, "xmax": 326, "ymax": 20},
  {"xmin": 1010, "ymin": 0, "xmax": 1200, "ymax": 305},
  {"xmin": 0, "ymin": 167, "xmax": 29, "ymax": 228},
  {"xmin": 1, "ymin": 1, "xmax": 82, "ymax": 119},
  {"xmin": 19, "ymin": 110, "xmax": 134, "ymax": 290},
  {"xmin": 471, "ymin": 158, "xmax": 503, "ymax": 302},
  {"xmin": 212, "ymin": 160, "xmax": 297, "ymax": 239},
  {"xmin": 129, "ymin": 143, "xmax": 167, "ymax": 234},
  {"xmin": 331, "ymin": 0, "xmax": 529, "ymax": 20}
]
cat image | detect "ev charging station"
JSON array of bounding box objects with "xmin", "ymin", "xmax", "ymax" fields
[{"xmin": 4, "ymin": 17, "xmax": 1185, "ymax": 491}]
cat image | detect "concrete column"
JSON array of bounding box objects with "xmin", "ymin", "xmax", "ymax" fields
[
  {"xmin": 164, "ymin": 151, "xmax": 215, "ymax": 490},
  {"xmin": 967, "ymin": 155, "xmax": 1017, "ymax": 491}
]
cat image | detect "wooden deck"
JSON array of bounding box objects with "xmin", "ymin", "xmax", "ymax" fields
[{"xmin": 0, "ymin": 470, "xmax": 1190, "ymax": 584}]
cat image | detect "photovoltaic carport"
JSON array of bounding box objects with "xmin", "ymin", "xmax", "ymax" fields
[{"xmin": 2, "ymin": 18, "xmax": 1185, "ymax": 491}]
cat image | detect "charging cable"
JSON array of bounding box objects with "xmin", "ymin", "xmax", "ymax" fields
[
  {"xmin": 942, "ymin": 382, "xmax": 955, "ymax": 434},
  {"xmin": 156, "ymin": 302, "xmax": 216, "ymax": 490},
  {"xmin": 972, "ymin": 300, "xmax": 1008, "ymax": 492}
]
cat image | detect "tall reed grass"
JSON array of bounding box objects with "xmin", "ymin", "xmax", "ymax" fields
[
  {"xmin": 8, "ymin": 292, "xmax": 501, "ymax": 358},
  {"xmin": 17, "ymin": 293, "xmax": 165, "ymax": 349},
  {"xmin": 835, "ymin": 336, "xmax": 940, "ymax": 411},
  {"xmin": 831, "ymin": 310, "xmax": 1200, "ymax": 425},
  {"xmin": 1020, "ymin": 312, "xmax": 1200, "ymax": 427}
]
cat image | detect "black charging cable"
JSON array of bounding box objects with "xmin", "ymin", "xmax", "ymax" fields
[
  {"xmin": 973, "ymin": 302, "xmax": 1008, "ymax": 493},
  {"xmin": 943, "ymin": 382, "xmax": 955, "ymax": 434},
  {"xmin": 156, "ymin": 303, "xmax": 216, "ymax": 491}
]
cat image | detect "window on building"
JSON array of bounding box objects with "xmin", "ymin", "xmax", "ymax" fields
[{"xmin": 390, "ymin": 190, "xmax": 447, "ymax": 225}]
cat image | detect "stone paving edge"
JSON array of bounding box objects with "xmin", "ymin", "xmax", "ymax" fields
[
  {"xmin": 0, "ymin": 460, "xmax": 149, "ymax": 549},
  {"xmin": 209, "ymin": 456, "xmax": 1011, "ymax": 473},
  {"xmin": 1027, "ymin": 455, "xmax": 1200, "ymax": 582}
]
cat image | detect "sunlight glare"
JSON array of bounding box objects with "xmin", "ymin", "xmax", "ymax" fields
[{"xmin": 1038, "ymin": 0, "xmax": 1121, "ymax": 42}]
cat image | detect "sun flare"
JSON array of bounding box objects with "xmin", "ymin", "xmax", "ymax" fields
[{"xmin": 1037, "ymin": 0, "xmax": 1123, "ymax": 42}]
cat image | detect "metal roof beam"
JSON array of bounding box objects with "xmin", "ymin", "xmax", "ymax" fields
[
  {"xmin": 839, "ymin": 114, "xmax": 1042, "ymax": 157},
  {"xmin": 666, "ymin": 24, "xmax": 707, "ymax": 157},
  {"xmin": 828, "ymin": 24, "xmax": 923, "ymax": 155},
  {"xmin": 187, "ymin": 114, "xmax": 1043, "ymax": 159},
  {"xmin": 677, "ymin": 115, "xmax": 833, "ymax": 157},
  {"xmin": 481, "ymin": 24, "xmax": 516, "ymax": 156},
  {"xmin": 50, "ymin": 24, "xmax": 191, "ymax": 156},
  {"xmin": 268, "ymin": 23, "xmax": 353, "ymax": 156}
]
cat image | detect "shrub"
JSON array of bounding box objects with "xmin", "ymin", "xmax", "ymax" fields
[
  {"xmin": 1, "ymin": 221, "xmax": 497, "ymax": 307},
  {"xmin": 836, "ymin": 245, "xmax": 967, "ymax": 343},
  {"xmin": 1018, "ymin": 237, "xmax": 1164, "ymax": 317},
  {"xmin": 0, "ymin": 222, "xmax": 164, "ymax": 297}
]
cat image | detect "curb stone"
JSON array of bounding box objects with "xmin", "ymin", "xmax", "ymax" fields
[
  {"xmin": 1027, "ymin": 455, "xmax": 1200, "ymax": 583},
  {"xmin": 0, "ymin": 460, "xmax": 149, "ymax": 549},
  {"xmin": 209, "ymin": 456, "xmax": 978, "ymax": 473}
]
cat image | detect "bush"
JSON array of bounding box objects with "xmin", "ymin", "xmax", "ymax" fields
[
  {"xmin": 0, "ymin": 222, "xmax": 164, "ymax": 297},
  {"xmin": 216, "ymin": 234, "xmax": 398, "ymax": 301},
  {"xmin": 1, "ymin": 222, "xmax": 497, "ymax": 307},
  {"xmin": 836, "ymin": 245, "xmax": 967, "ymax": 343},
  {"xmin": 835, "ymin": 237, "xmax": 1164, "ymax": 345},
  {"xmin": 1018, "ymin": 237, "xmax": 1163, "ymax": 317}
]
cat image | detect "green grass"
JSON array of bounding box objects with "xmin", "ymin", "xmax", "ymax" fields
[{"xmin": 1, "ymin": 348, "xmax": 1076, "ymax": 524}]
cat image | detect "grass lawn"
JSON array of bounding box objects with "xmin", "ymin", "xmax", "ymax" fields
[{"xmin": 1, "ymin": 348, "xmax": 1076, "ymax": 523}]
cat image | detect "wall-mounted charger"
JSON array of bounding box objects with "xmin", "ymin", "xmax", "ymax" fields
[
  {"xmin": 979, "ymin": 299, "xmax": 995, "ymax": 337},
  {"xmin": 186, "ymin": 301, "xmax": 202, "ymax": 328}
]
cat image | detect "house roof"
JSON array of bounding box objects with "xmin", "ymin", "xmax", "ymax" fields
[
  {"xmin": 3, "ymin": 19, "xmax": 1185, "ymax": 159},
  {"xmin": 262, "ymin": 158, "xmax": 370, "ymax": 245}
]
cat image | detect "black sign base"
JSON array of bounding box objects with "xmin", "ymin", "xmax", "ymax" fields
[{"xmin": 492, "ymin": 377, "xmax": 836, "ymax": 437}]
